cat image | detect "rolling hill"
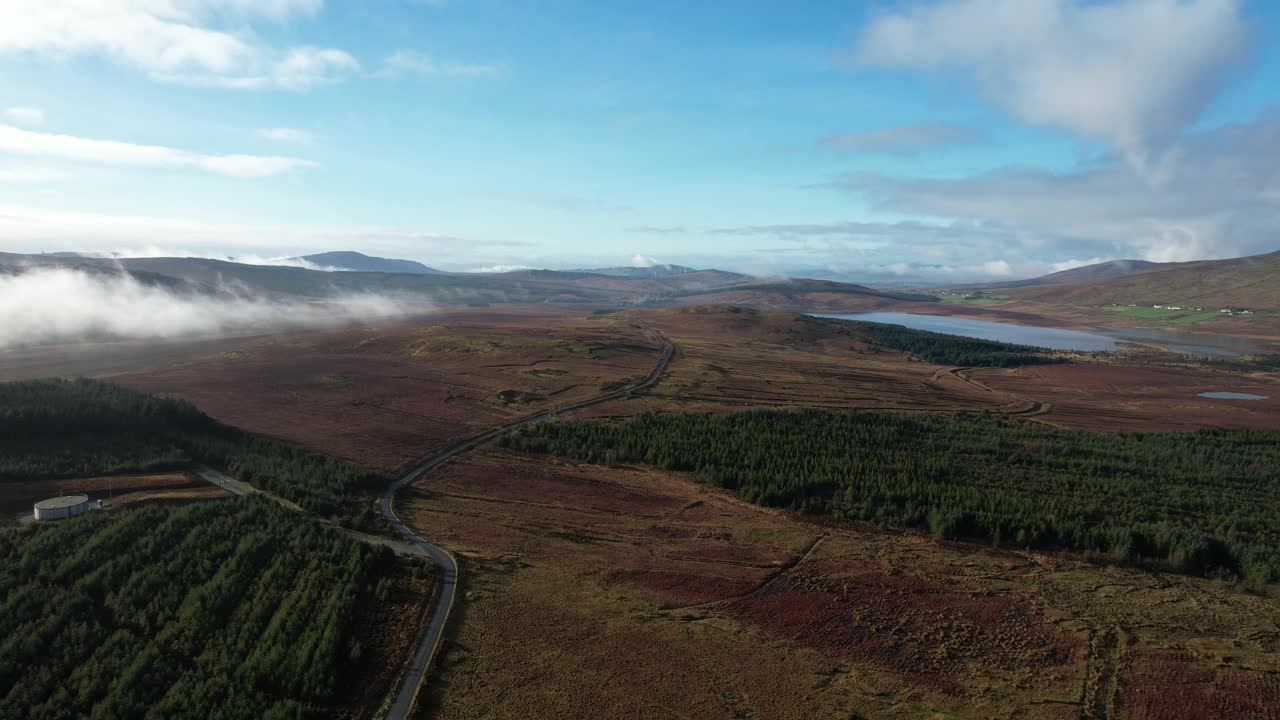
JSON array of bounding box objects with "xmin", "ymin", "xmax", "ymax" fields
[
  {"xmin": 296, "ymin": 251, "xmax": 445, "ymax": 274},
  {"xmin": 1028, "ymin": 259, "xmax": 1163, "ymax": 286},
  {"xmin": 1006, "ymin": 250, "xmax": 1280, "ymax": 308},
  {"xmin": 667, "ymin": 278, "xmax": 940, "ymax": 312},
  {"xmin": 0, "ymin": 252, "xmax": 831, "ymax": 308},
  {"xmin": 946, "ymin": 258, "xmax": 1165, "ymax": 291}
]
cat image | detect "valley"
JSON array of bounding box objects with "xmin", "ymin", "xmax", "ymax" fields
[
  {"xmin": 9, "ymin": 5, "xmax": 1280, "ymax": 718},
  {"xmin": 2, "ymin": 253, "xmax": 1280, "ymax": 719},
  {"xmin": 2, "ymin": 294, "xmax": 1277, "ymax": 718}
]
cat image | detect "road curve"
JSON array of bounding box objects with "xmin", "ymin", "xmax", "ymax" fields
[{"xmin": 379, "ymin": 318, "xmax": 674, "ymax": 720}]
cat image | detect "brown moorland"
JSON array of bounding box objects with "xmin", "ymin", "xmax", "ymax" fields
[
  {"xmin": 403, "ymin": 447, "xmax": 1280, "ymax": 720},
  {"xmin": 14, "ymin": 303, "xmax": 1280, "ymax": 718},
  {"xmin": 577, "ymin": 306, "xmax": 1017, "ymax": 418},
  {"xmin": 970, "ymin": 362, "xmax": 1280, "ymax": 431},
  {"xmin": 111, "ymin": 307, "xmax": 663, "ymax": 473},
  {"xmin": 578, "ymin": 307, "xmax": 1280, "ymax": 432}
]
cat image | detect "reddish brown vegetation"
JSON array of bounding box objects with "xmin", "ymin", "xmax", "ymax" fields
[
  {"xmin": 401, "ymin": 449, "xmax": 1104, "ymax": 718},
  {"xmin": 581, "ymin": 306, "xmax": 1280, "ymax": 433},
  {"xmin": 112, "ymin": 307, "xmax": 661, "ymax": 472},
  {"xmin": 724, "ymin": 559, "xmax": 1077, "ymax": 692},
  {"xmin": 1121, "ymin": 650, "xmax": 1280, "ymax": 720},
  {"xmin": 605, "ymin": 569, "xmax": 759, "ymax": 606},
  {"xmin": 975, "ymin": 363, "xmax": 1280, "ymax": 431}
]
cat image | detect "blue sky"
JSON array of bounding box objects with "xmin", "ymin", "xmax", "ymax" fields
[{"xmin": 0, "ymin": 0, "xmax": 1277, "ymax": 280}]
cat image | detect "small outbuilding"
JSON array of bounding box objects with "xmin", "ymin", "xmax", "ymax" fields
[{"xmin": 33, "ymin": 495, "xmax": 94, "ymax": 521}]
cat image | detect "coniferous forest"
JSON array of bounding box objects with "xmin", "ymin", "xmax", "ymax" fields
[
  {"xmin": 0, "ymin": 379, "xmax": 382, "ymax": 519},
  {"xmin": 850, "ymin": 321, "xmax": 1066, "ymax": 367},
  {"xmin": 0, "ymin": 497, "xmax": 386, "ymax": 720},
  {"xmin": 507, "ymin": 410, "xmax": 1280, "ymax": 583},
  {"xmin": 0, "ymin": 378, "xmax": 402, "ymax": 718}
]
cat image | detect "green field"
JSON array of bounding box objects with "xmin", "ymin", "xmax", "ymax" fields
[
  {"xmin": 938, "ymin": 293, "xmax": 1008, "ymax": 305},
  {"xmin": 1104, "ymin": 305, "xmax": 1231, "ymax": 326}
]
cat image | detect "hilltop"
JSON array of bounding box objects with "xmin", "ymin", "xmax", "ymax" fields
[
  {"xmin": 667, "ymin": 278, "xmax": 939, "ymax": 312},
  {"xmin": 296, "ymin": 251, "xmax": 445, "ymax": 274},
  {"xmin": 938, "ymin": 259, "xmax": 1164, "ymax": 293},
  {"xmin": 1005, "ymin": 250, "xmax": 1280, "ymax": 309},
  {"xmin": 566, "ymin": 263, "xmax": 702, "ymax": 278}
]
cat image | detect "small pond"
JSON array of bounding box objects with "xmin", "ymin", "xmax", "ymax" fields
[{"xmin": 1198, "ymin": 392, "xmax": 1269, "ymax": 401}]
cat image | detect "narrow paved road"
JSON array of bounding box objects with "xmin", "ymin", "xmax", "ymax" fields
[{"xmin": 379, "ymin": 318, "xmax": 673, "ymax": 720}]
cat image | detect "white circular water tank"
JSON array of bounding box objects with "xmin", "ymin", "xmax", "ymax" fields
[{"xmin": 33, "ymin": 495, "xmax": 92, "ymax": 521}]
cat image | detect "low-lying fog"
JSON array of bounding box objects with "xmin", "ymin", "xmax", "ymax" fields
[{"xmin": 0, "ymin": 267, "xmax": 420, "ymax": 350}]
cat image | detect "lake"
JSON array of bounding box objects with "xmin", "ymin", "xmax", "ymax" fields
[
  {"xmin": 816, "ymin": 312, "xmax": 1263, "ymax": 357},
  {"xmin": 1198, "ymin": 392, "xmax": 1269, "ymax": 400}
]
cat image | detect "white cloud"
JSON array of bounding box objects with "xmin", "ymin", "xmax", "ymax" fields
[
  {"xmin": 93, "ymin": 247, "xmax": 347, "ymax": 271},
  {"xmin": 981, "ymin": 259, "xmax": 1012, "ymax": 276},
  {"xmin": 468, "ymin": 264, "xmax": 533, "ymax": 273},
  {"xmin": 256, "ymin": 127, "xmax": 314, "ymax": 143},
  {"xmin": 0, "ymin": 166, "xmax": 68, "ymax": 183},
  {"xmin": 835, "ymin": 114, "xmax": 1280, "ymax": 264},
  {"xmin": 854, "ymin": 0, "xmax": 1247, "ymax": 173},
  {"xmin": 820, "ymin": 123, "xmax": 984, "ymax": 155},
  {"xmin": 631, "ymin": 254, "xmax": 659, "ymax": 268},
  {"xmin": 0, "ymin": 124, "xmax": 316, "ymax": 177},
  {"xmin": 382, "ymin": 50, "xmax": 502, "ymax": 78},
  {"xmin": 3, "ymin": 107, "xmax": 43, "ymax": 124},
  {"xmin": 158, "ymin": 46, "xmax": 359, "ymax": 90},
  {"xmin": 0, "ymin": 266, "xmax": 416, "ymax": 349},
  {"xmin": 0, "ymin": 1, "xmax": 357, "ymax": 90},
  {"xmin": 714, "ymin": 220, "xmax": 1091, "ymax": 281},
  {"xmin": 1048, "ymin": 257, "xmax": 1110, "ymax": 273}
]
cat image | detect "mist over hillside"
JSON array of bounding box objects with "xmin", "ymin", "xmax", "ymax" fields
[
  {"xmin": 295, "ymin": 251, "xmax": 445, "ymax": 275},
  {"xmin": 0, "ymin": 267, "xmax": 419, "ymax": 349}
]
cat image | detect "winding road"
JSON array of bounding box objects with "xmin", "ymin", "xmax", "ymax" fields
[
  {"xmin": 190, "ymin": 319, "xmax": 672, "ymax": 719},
  {"xmin": 378, "ymin": 318, "xmax": 674, "ymax": 720}
]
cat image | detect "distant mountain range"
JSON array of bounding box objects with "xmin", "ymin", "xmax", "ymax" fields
[
  {"xmin": 566, "ymin": 264, "xmax": 698, "ymax": 278},
  {"xmin": 6, "ymin": 247, "xmax": 1276, "ymax": 313},
  {"xmin": 0, "ymin": 251, "xmax": 940, "ymax": 312},
  {"xmin": 296, "ymin": 251, "xmax": 444, "ymax": 275}
]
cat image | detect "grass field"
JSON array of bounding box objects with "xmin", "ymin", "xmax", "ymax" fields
[
  {"xmin": 939, "ymin": 293, "xmax": 1010, "ymax": 306},
  {"xmin": 1104, "ymin": 306, "xmax": 1230, "ymax": 326}
]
